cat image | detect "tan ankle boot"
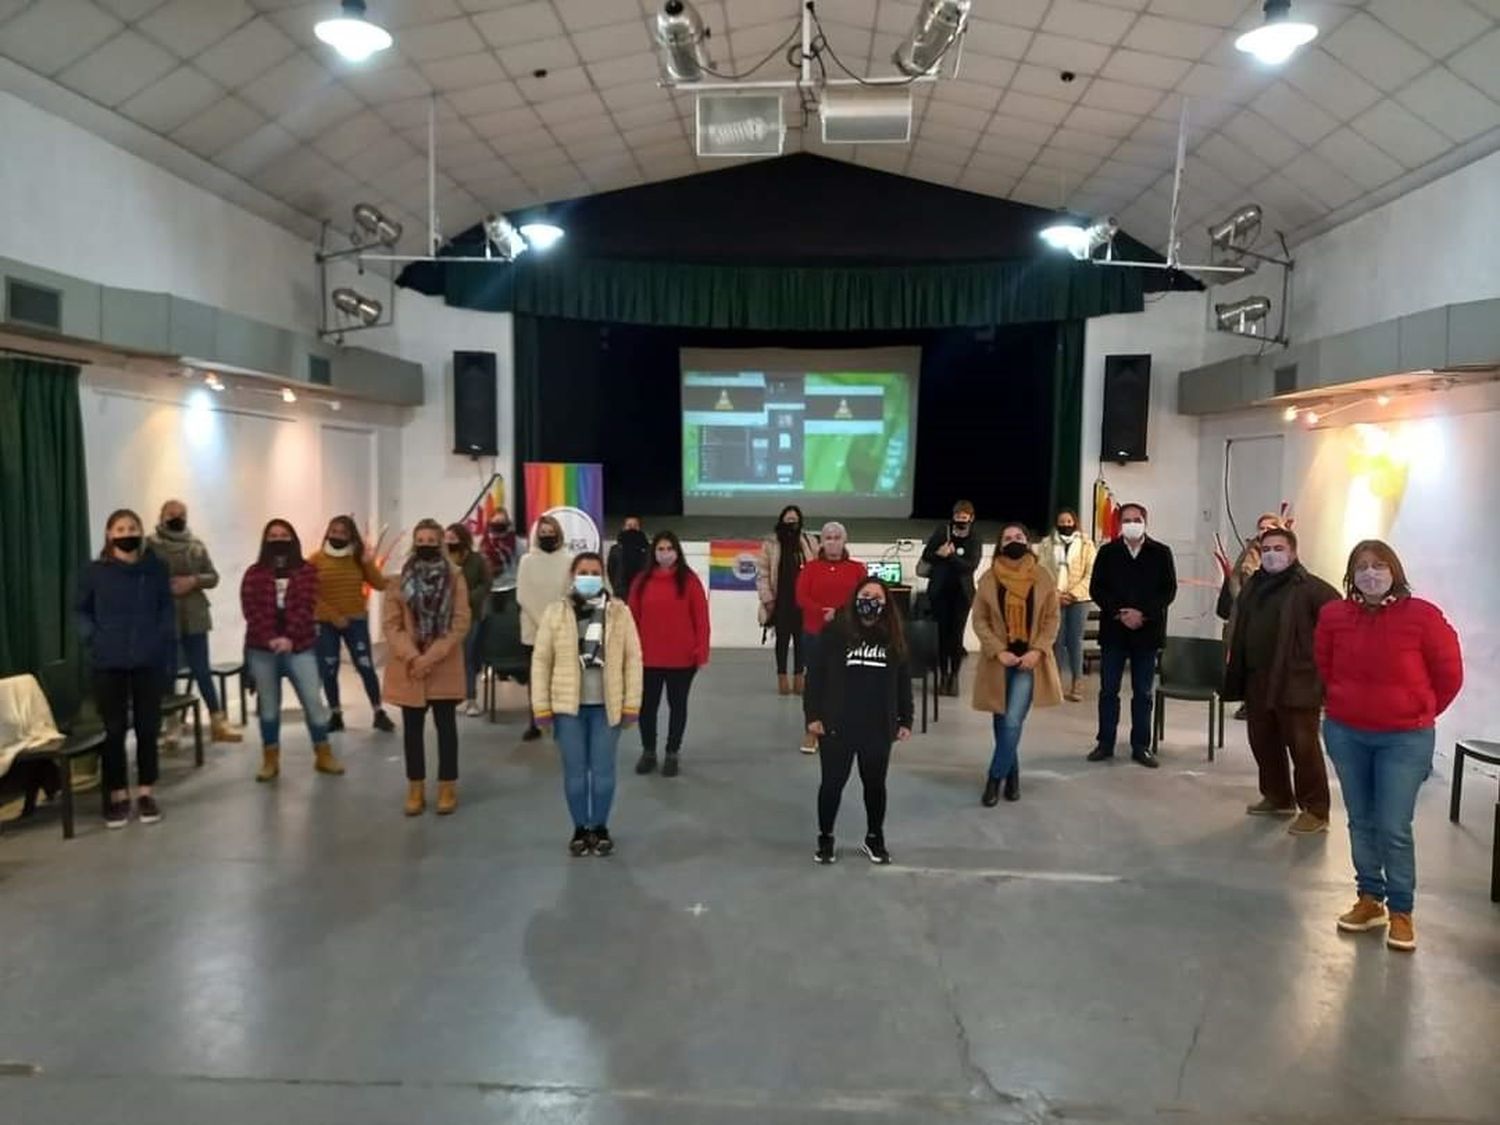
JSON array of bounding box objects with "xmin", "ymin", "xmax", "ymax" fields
[
  {"xmin": 211, "ymin": 712, "xmax": 243, "ymax": 743},
  {"xmin": 404, "ymin": 780, "xmax": 426, "ymax": 816},
  {"xmin": 313, "ymin": 742, "xmax": 345, "ymax": 775},
  {"xmin": 256, "ymin": 745, "xmax": 280, "ymax": 782},
  {"xmin": 777, "ymin": 674, "xmax": 792, "ymax": 696},
  {"xmin": 435, "ymin": 780, "xmax": 457, "ymax": 815},
  {"xmin": 793, "ymin": 672, "xmax": 806, "ymax": 696}
]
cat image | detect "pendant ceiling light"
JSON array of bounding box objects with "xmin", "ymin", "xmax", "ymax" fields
[
  {"xmin": 1235, "ymin": 0, "xmax": 1318, "ymax": 66},
  {"xmin": 315, "ymin": 0, "xmax": 393, "ymax": 63}
]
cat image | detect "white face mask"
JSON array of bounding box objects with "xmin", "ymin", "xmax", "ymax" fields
[
  {"xmin": 1120, "ymin": 520, "xmax": 1146, "ymax": 542},
  {"xmin": 1354, "ymin": 566, "xmax": 1393, "ymax": 599},
  {"xmin": 1260, "ymin": 548, "xmax": 1292, "ymax": 574}
]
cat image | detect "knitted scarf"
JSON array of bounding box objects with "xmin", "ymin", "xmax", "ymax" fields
[
  {"xmin": 992, "ymin": 552, "xmax": 1038, "ymax": 647},
  {"xmin": 573, "ymin": 593, "xmax": 608, "ymax": 668},
  {"xmin": 401, "ymin": 556, "xmax": 453, "ymax": 650}
]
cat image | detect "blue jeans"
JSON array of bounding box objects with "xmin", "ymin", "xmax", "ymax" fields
[
  {"xmin": 989, "ymin": 666, "xmax": 1035, "ymax": 780},
  {"xmin": 554, "ymin": 706, "xmax": 621, "ymax": 829},
  {"xmin": 315, "ymin": 618, "xmax": 381, "ymax": 711},
  {"xmin": 1096, "ymin": 644, "xmax": 1157, "ymax": 753},
  {"xmin": 1054, "ymin": 601, "xmax": 1088, "ymax": 684},
  {"xmin": 247, "ymin": 648, "xmax": 330, "ymax": 746},
  {"xmin": 168, "ymin": 631, "xmax": 221, "ymax": 712},
  {"xmin": 463, "ymin": 618, "xmax": 484, "ymax": 700},
  {"xmin": 1322, "ymin": 718, "xmax": 1434, "ymax": 914}
]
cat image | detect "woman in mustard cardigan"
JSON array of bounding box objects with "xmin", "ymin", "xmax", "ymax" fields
[
  {"xmin": 383, "ymin": 519, "xmax": 471, "ymax": 817},
  {"xmin": 309, "ymin": 514, "xmax": 394, "ymax": 734},
  {"xmin": 532, "ymin": 552, "xmax": 643, "ymax": 857},
  {"xmin": 972, "ymin": 522, "xmax": 1062, "ymax": 807}
]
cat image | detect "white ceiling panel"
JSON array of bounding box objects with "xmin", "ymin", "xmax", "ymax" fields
[{"xmin": 0, "ymin": 0, "xmax": 1493, "ymax": 252}]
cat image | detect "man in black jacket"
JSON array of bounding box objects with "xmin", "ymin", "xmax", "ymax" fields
[
  {"xmin": 1088, "ymin": 503, "xmax": 1177, "ymax": 768},
  {"xmin": 606, "ymin": 516, "xmax": 649, "ymax": 597},
  {"xmin": 920, "ymin": 499, "xmax": 982, "ymax": 696}
]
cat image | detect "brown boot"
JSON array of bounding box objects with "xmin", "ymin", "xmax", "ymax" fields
[
  {"xmin": 313, "ymin": 742, "xmax": 345, "ymax": 776},
  {"xmin": 778, "ymin": 674, "xmax": 792, "ymax": 696},
  {"xmin": 1337, "ymin": 894, "xmax": 1388, "ymax": 932},
  {"xmin": 435, "ymin": 780, "xmax": 457, "ymax": 815},
  {"xmin": 1386, "ymin": 912, "xmax": 1416, "ymax": 952},
  {"xmin": 793, "ymin": 672, "xmax": 806, "ymax": 696},
  {"xmin": 404, "ymin": 781, "xmax": 426, "ymax": 817},
  {"xmin": 256, "ymin": 745, "xmax": 280, "ymax": 783},
  {"xmin": 211, "ymin": 712, "xmax": 243, "ymax": 743}
]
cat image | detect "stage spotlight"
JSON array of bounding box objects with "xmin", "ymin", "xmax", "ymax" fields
[
  {"xmin": 281, "ymin": 387, "xmax": 298, "ymax": 404},
  {"xmin": 314, "ymin": 0, "xmax": 393, "ymax": 63},
  {"xmin": 655, "ymin": 0, "xmax": 711, "ymax": 84},
  {"xmin": 1039, "ymin": 217, "xmax": 1116, "ymax": 261},
  {"xmin": 519, "ymin": 222, "xmax": 565, "ymax": 251},
  {"xmin": 352, "ymin": 202, "xmax": 402, "ymax": 247},
  {"xmin": 1215, "ymin": 296, "xmax": 1272, "ymax": 336},
  {"xmin": 483, "ymin": 213, "xmax": 528, "ymax": 261},
  {"xmin": 893, "ymin": 0, "xmax": 972, "ymax": 76},
  {"xmin": 331, "ymin": 287, "xmax": 383, "ymax": 326},
  {"xmin": 1208, "ymin": 204, "xmax": 1262, "ymax": 261},
  {"xmin": 1236, "ymin": 0, "xmax": 1317, "ymax": 65}
]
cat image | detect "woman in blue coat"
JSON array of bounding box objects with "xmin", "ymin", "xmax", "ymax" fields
[{"xmin": 76, "ymin": 508, "xmax": 175, "ymax": 829}]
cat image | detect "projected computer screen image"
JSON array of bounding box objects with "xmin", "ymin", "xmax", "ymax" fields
[{"xmin": 681, "ymin": 347, "xmax": 919, "ymax": 518}]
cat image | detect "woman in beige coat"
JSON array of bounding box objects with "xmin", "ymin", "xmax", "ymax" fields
[
  {"xmin": 383, "ymin": 519, "xmax": 471, "ymax": 817},
  {"xmin": 972, "ymin": 522, "xmax": 1062, "ymax": 807},
  {"xmin": 532, "ymin": 552, "xmax": 643, "ymax": 858}
]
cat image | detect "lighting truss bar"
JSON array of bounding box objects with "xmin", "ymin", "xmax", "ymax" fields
[{"xmin": 667, "ymin": 74, "xmax": 939, "ymax": 93}]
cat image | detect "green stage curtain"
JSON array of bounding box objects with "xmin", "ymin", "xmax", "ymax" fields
[
  {"xmin": 1048, "ymin": 320, "xmax": 1085, "ymax": 521},
  {"xmin": 0, "ymin": 357, "xmax": 91, "ymax": 689},
  {"xmin": 448, "ymin": 256, "xmax": 1142, "ymax": 330}
]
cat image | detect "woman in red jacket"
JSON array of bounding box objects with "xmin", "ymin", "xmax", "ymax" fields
[
  {"xmin": 241, "ymin": 519, "xmax": 343, "ymax": 783},
  {"xmin": 1314, "ymin": 540, "xmax": 1463, "ymax": 953},
  {"xmin": 795, "ymin": 522, "xmax": 866, "ymax": 753},
  {"xmin": 628, "ymin": 530, "xmax": 709, "ymax": 778}
]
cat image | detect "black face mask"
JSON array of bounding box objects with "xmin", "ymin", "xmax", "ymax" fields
[
  {"xmin": 446, "ymin": 544, "xmax": 463, "ymax": 557},
  {"xmin": 112, "ymin": 536, "xmax": 143, "ymax": 554},
  {"xmin": 265, "ymin": 541, "xmax": 295, "ymax": 567},
  {"xmin": 1000, "ymin": 541, "xmax": 1030, "ymax": 561},
  {"xmin": 855, "ymin": 596, "xmax": 884, "ymax": 622},
  {"xmin": 1056, "ymin": 525, "xmax": 1076, "ymax": 537},
  {"xmin": 163, "ymin": 517, "xmax": 186, "ymax": 533},
  {"xmin": 951, "ymin": 522, "xmax": 972, "ymax": 537},
  {"xmin": 415, "ymin": 545, "xmax": 443, "ymax": 562},
  {"xmin": 490, "ymin": 521, "xmax": 510, "ymax": 535},
  {"xmin": 537, "ymin": 534, "xmax": 561, "ymax": 552},
  {"xmin": 777, "ymin": 521, "xmax": 800, "ymax": 538},
  {"xmin": 326, "ymin": 536, "xmax": 350, "ymax": 551}
]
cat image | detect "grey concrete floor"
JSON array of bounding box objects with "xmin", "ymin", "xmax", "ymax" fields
[{"xmin": 2, "ymin": 651, "xmax": 1497, "ymax": 1125}]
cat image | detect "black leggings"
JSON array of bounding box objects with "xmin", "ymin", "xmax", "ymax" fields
[
  {"xmin": 934, "ymin": 596, "xmax": 970, "ymax": 680},
  {"xmin": 817, "ymin": 734, "xmax": 891, "ymax": 837},
  {"xmin": 95, "ymin": 667, "xmax": 161, "ymax": 792},
  {"xmin": 402, "ymin": 701, "xmax": 459, "ymax": 781},
  {"xmin": 640, "ymin": 666, "xmax": 697, "ymax": 754},
  {"xmin": 773, "ymin": 622, "xmax": 805, "ymax": 676}
]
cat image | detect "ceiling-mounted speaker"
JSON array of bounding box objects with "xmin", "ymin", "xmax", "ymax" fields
[
  {"xmin": 695, "ymin": 93, "xmax": 785, "ymax": 158},
  {"xmin": 820, "ymin": 87, "xmax": 913, "ymax": 144}
]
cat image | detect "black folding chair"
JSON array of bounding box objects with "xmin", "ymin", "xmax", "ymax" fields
[
  {"xmin": 906, "ymin": 617, "xmax": 941, "ymax": 734},
  {"xmin": 480, "ymin": 598, "xmax": 531, "ymax": 721},
  {"xmin": 1152, "ymin": 636, "xmax": 1226, "ymax": 759}
]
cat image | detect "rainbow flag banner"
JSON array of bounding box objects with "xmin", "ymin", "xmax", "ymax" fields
[
  {"xmin": 460, "ymin": 473, "xmax": 506, "ymax": 540},
  {"xmin": 524, "ymin": 462, "xmax": 604, "ymax": 552},
  {"xmin": 709, "ymin": 539, "xmax": 762, "ymax": 592}
]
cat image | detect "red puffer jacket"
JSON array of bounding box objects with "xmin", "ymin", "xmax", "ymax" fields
[
  {"xmin": 1314, "ymin": 596, "xmax": 1463, "ymax": 732},
  {"xmin": 796, "ymin": 556, "xmax": 867, "ymax": 636},
  {"xmin": 241, "ymin": 562, "xmax": 319, "ymax": 652}
]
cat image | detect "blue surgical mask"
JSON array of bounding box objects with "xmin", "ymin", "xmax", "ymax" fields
[{"xmin": 573, "ymin": 575, "xmax": 604, "ymax": 598}]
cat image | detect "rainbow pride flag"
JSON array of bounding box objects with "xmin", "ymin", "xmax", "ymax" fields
[
  {"xmin": 524, "ymin": 462, "xmax": 603, "ymax": 527},
  {"xmin": 461, "ymin": 473, "xmax": 506, "ymax": 539},
  {"xmin": 709, "ymin": 539, "xmax": 762, "ymax": 592}
]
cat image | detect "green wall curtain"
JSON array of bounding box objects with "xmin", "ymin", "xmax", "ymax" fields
[
  {"xmin": 0, "ymin": 357, "xmax": 91, "ymax": 689},
  {"xmin": 1048, "ymin": 320, "xmax": 1086, "ymax": 520},
  {"xmin": 450, "ymin": 256, "xmax": 1142, "ymax": 330}
]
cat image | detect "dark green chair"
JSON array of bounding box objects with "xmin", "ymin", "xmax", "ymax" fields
[
  {"xmin": 481, "ymin": 597, "xmax": 531, "ymax": 722},
  {"xmin": 1152, "ymin": 636, "xmax": 1226, "ymax": 760}
]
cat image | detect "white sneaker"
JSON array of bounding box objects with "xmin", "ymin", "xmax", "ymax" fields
[{"xmin": 464, "ymin": 700, "xmax": 482, "ymax": 718}]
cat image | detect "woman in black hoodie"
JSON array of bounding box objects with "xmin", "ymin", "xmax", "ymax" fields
[
  {"xmin": 804, "ymin": 576, "xmax": 914, "ymax": 866},
  {"xmin": 76, "ymin": 508, "xmax": 175, "ymax": 829}
]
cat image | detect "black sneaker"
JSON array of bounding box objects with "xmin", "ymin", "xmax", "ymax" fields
[
  {"xmin": 635, "ymin": 750, "xmax": 658, "ymax": 775},
  {"xmin": 104, "ymin": 800, "xmax": 130, "ymax": 829},
  {"xmin": 523, "ymin": 725, "xmax": 543, "ymax": 743},
  {"xmin": 661, "ymin": 753, "xmax": 680, "ymax": 778},
  {"xmin": 1003, "ymin": 767, "xmax": 1020, "ymax": 802},
  {"xmin": 1086, "ymin": 745, "xmax": 1114, "ymax": 762},
  {"xmin": 1131, "ymin": 749, "xmax": 1160, "ymax": 769},
  {"xmin": 327, "ymin": 710, "xmax": 345, "ymax": 733},
  {"xmin": 372, "ymin": 709, "xmax": 395, "ymax": 733},
  {"xmin": 814, "ymin": 834, "xmax": 837, "ymax": 865},
  {"xmin": 569, "ymin": 827, "xmax": 591, "ymax": 857},
  {"xmin": 136, "ymin": 794, "xmax": 163, "ymax": 825},
  {"xmin": 591, "ymin": 826, "xmax": 614, "ymax": 857},
  {"xmin": 862, "ymin": 835, "xmax": 892, "ymax": 865}
]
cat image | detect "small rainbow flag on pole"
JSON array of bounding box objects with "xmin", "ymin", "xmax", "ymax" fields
[
  {"xmin": 461, "ymin": 473, "xmax": 506, "ymax": 540},
  {"xmin": 709, "ymin": 539, "xmax": 762, "ymax": 592},
  {"xmin": 524, "ymin": 461, "xmax": 604, "ymax": 531},
  {"xmin": 1093, "ymin": 477, "xmax": 1121, "ymax": 542}
]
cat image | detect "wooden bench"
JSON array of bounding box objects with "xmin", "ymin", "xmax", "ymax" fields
[{"xmin": 1448, "ymin": 738, "xmax": 1500, "ymax": 902}]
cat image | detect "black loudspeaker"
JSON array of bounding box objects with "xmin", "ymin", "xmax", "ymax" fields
[
  {"xmin": 452, "ymin": 350, "xmax": 498, "ymax": 456},
  {"xmin": 1100, "ymin": 353, "xmax": 1151, "ymax": 463}
]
